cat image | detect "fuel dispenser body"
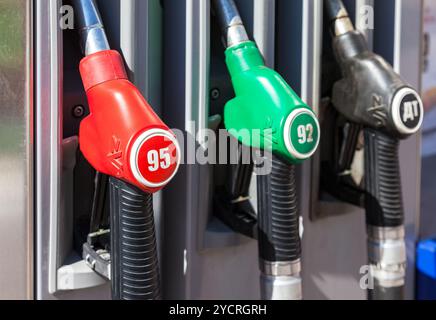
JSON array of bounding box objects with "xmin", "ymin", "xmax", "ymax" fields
[{"xmin": 0, "ymin": 0, "xmax": 425, "ymax": 300}]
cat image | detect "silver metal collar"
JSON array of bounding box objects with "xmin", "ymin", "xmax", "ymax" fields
[{"xmin": 260, "ymin": 260, "xmax": 301, "ymax": 277}]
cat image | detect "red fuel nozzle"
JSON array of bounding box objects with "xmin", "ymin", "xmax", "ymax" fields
[
  {"xmin": 73, "ymin": 0, "xmax": 180, "ymax": 193},
  {"xmin": 79, "ymin": 50, "xmax": 180, "ymax": 193},
  {"xmin": 74, "ymin": 0, "xmax": 175, "ymax": 300}
]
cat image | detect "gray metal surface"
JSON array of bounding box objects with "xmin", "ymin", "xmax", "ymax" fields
[
  {"xmin": 0, "ymin": 0, "xmax": 33, "ymax": 300},
  {"xmin": 35, "ymin": 0, "xmax": 63, "ymax": 296},
  {"xmin": 253, "ymin": 0, "xmax": 275, "ymax": 66}
]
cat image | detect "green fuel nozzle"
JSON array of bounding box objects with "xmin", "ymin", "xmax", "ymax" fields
[
  {"xmin": 224, "ymin": 42, "xmax": 320, "ymax": 163},
  {"xmin": 213, "ymin": 0, "xmax": 319, "ymax": 301},
  {"xmin": 213, "ymin": 0, "xmax": 320, "ymax": 163}
]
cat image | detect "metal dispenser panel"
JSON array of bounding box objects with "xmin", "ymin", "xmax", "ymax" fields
[
  {"xmin": 35, "ymin": 0, "xmax": 163, "ymax": 299},
  {"xmin": 21, "ymin": 0, "xmax": 422, "ymax": 301}
]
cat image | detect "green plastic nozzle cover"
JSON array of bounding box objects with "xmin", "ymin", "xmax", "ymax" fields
[{"xmin": 224, "ymin": 41, "xmax": 320, "ymax": 163}]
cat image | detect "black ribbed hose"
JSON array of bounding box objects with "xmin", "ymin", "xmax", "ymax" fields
[
  {"xmin": 257, "ymin": 155, "xmax": 301, "ymax": 262},
  {"xmin": 109, "ymin": 178, "xmax": 161, "ymax": 300},
  {"xmin": 364, "ymin": 129, "xmax": 405, "ymax": 300}
]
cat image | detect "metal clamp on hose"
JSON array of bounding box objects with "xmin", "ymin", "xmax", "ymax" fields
[
  {"xmin": 260, "ymin": 260, "xmax": 302, "ymax": 277},
  {"xmin": 367, "ymin": 227, "xmax": 406, "ymax": 288},
  {"xmin": 259, "ymin": 260, "xmax": 302, "ymax": 300}
]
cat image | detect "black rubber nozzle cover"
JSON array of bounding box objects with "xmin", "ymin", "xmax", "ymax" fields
[
  {"xmin": 109, "ymin": 178, "xmax": 161, "ymax": 300},
  {"xmin": 257, "ymin": 155, "xmax": 301, "ymax": 262},
  {"xmin": 364, "ymin": 130, "xmax": 403, "ymax": 227}
]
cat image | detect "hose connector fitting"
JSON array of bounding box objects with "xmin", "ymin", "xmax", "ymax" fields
[
  {"xmin": 367, "ymin": 226, "xmax": 406, "ymax": 288},
  {"xmin": 260, "ymin": 260, "xmax": 302, "ymax": 300}
]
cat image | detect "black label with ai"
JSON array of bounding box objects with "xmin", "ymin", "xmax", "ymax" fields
[{"xmin": 399, "ymin": 93, "xmax": 422, "ymax": 130}]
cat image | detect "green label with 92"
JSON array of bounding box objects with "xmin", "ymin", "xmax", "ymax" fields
[{"xmin": 289, "ymin": 112, "xmax": 319, "ymax": 156}]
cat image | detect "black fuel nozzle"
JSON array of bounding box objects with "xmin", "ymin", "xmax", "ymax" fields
[
  {"xmin": 325, "ymin": 0, "xmax": 424, "ymax": 300},
  {"xmin": 325, "ymin": 0, "xmax": 423, "ymax": 139}
]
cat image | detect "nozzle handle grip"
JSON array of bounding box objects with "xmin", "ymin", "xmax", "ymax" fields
[
  {"xmin": 109, "ymin": 177, "xmax": 161, "ymax": 300},
  {"xmin": 364, "ymin": 130, "xmax": 404, "ymax": 228},
  {"xmin": 257, "ymin": 155, "xmax": 301, "ymax": 263}
]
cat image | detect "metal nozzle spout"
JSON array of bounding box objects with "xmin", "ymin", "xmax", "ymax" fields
[
  {"xmin": 325, "ymin": 0, "xmax": 355, "ymax": 36},
  {"xmin": 72, "ymin": 0, "xmax": 110, "ymax": 56},
  {"xmin": 212, "ymin": 0, "xmax": 249, "ymax": 48}
]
